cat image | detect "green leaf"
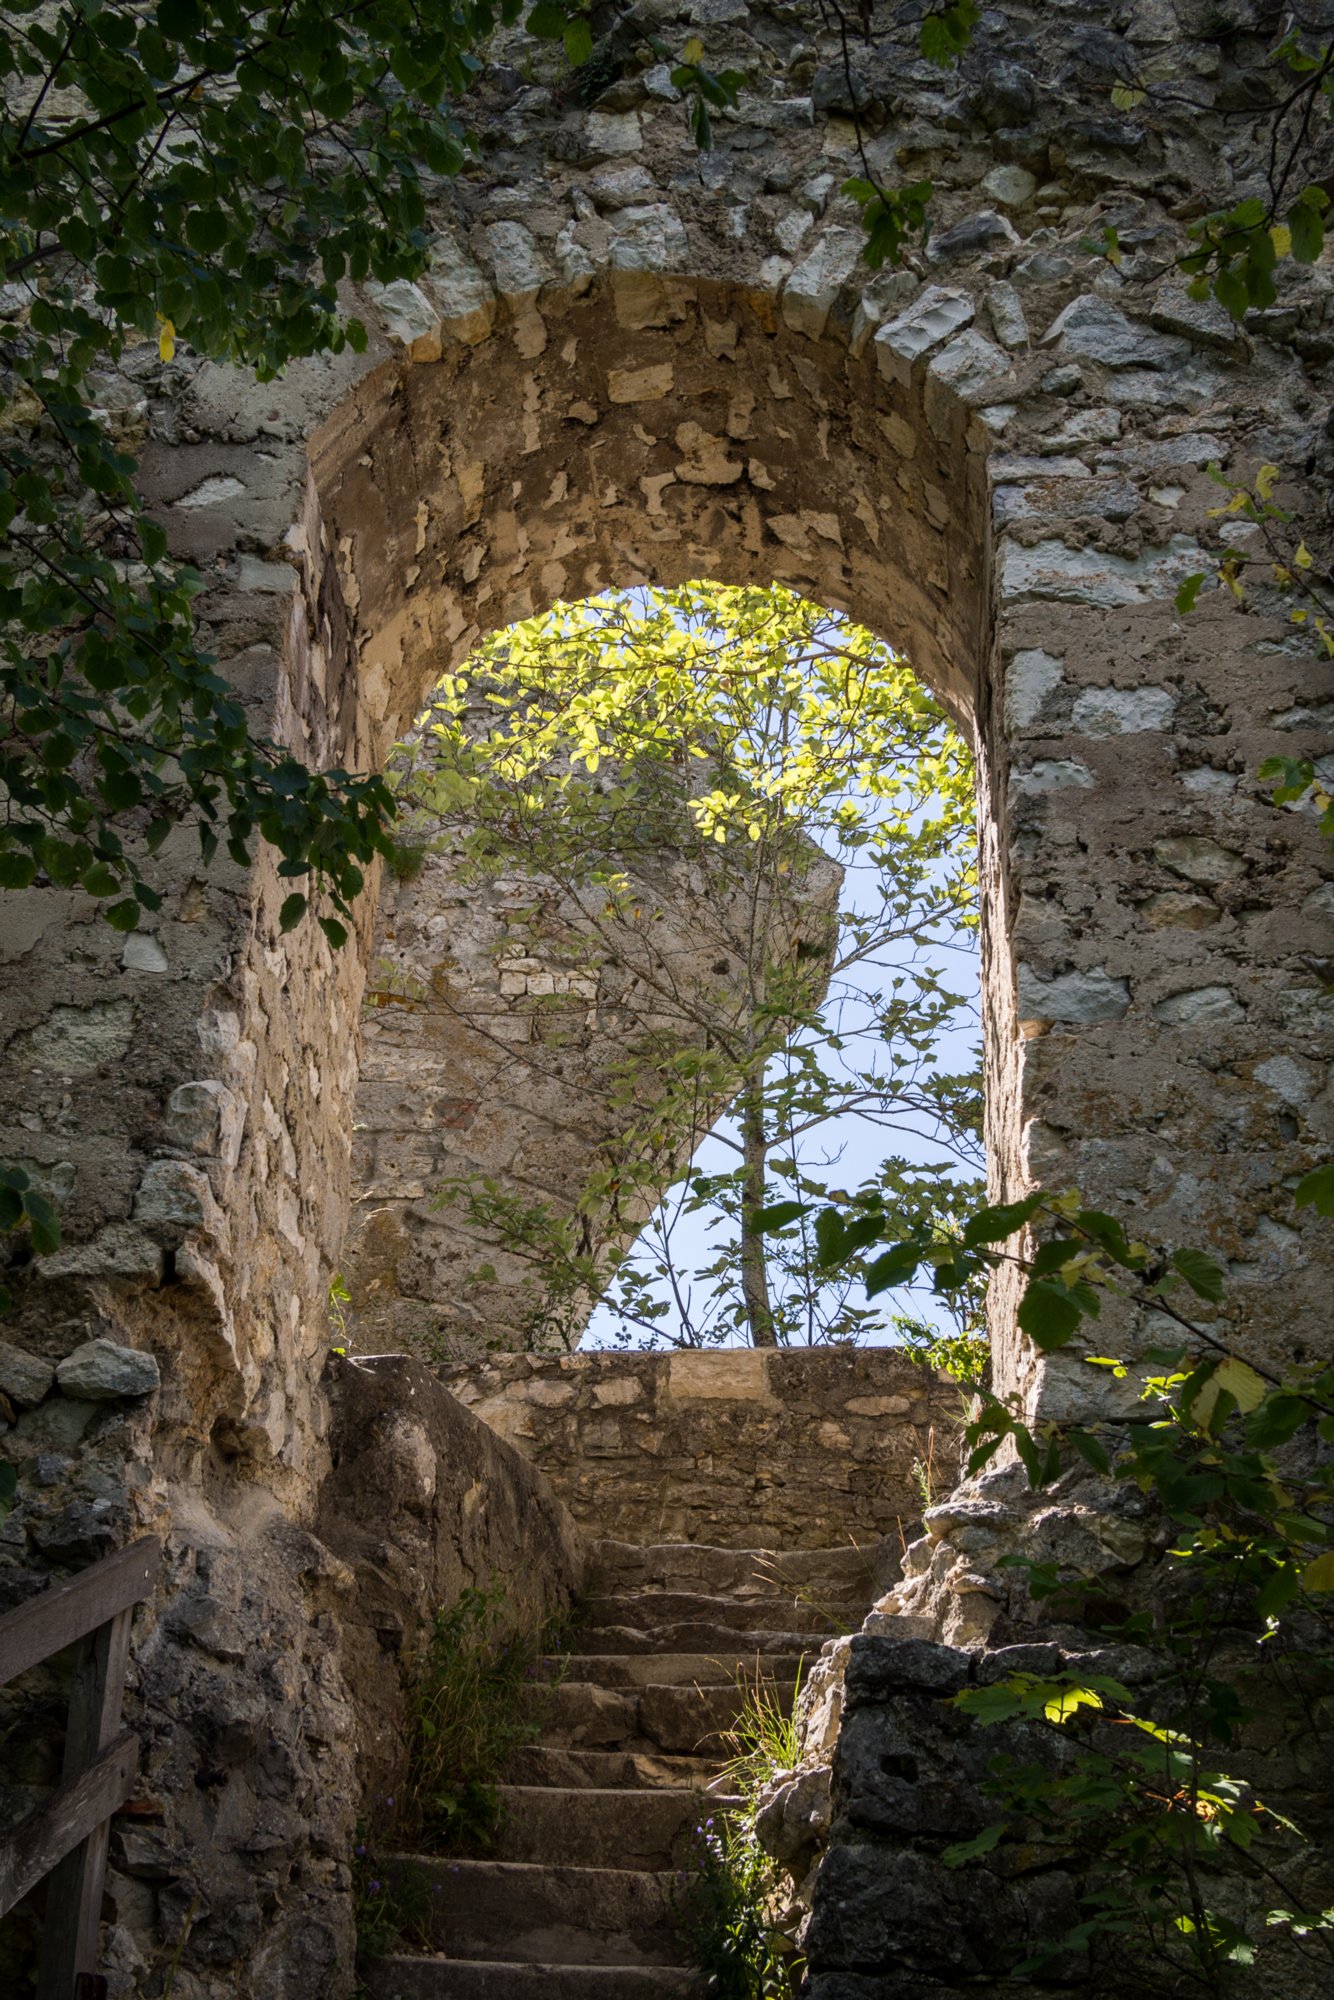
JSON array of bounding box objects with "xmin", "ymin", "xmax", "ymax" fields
[
  {"xmin": 1289, "ymin": 190, "xmax": 1326, "ymax": 264},
  {"xmin": 0, "ymin": 851, "xmax": 37, "ymax": 889},
  {"xmin": 942, "ymin": 1820, "xmax": 1005, "ymax": 1865},
  {"xmin": 754, "ymin": 1200, "xmax": 807, "ymax": 1233},
  {"xmin": 1188, "ymin": 1356, "xmax": 1267, "ymax": 1429},
  {"xmin": 105, "ymin": 899, "xmax": 142, "ymax": 932},
  {"xmin": 279, "ymin": 892, "xmax": 308, "ymax": 932},
  {"xmin": 1175, "ymin": 572, "xmax": 1206, "ymax": 613},
  {"xmin": 865, "ymin": 1242, "xmax": 925, "ymax": 1295},
  {"xmin": 1069, "ymin": 1428, "xmax": 1112, "ymax": 1475},
  {"xmin": 1171, "ymin": 1245, "xmax": 1225, "ymax": 1303},
  {"xmin": 1213, "ymin": 262, "xmax": 1250, "ymax": 322},
  {"xmin": 814, "ymin": 1206, "xmax": 844, "ymax": 1268},
  {"xmin": 563, "ymin": 17, "xmax": 593, "ymax": 65},
  {"xmin": 318, "ymin": 916, "xmax": 348, "ymax": 949},
  {"xmin": 1294, "ymin": 1160, "xmax": 1334, "ymax": 1215},
  {"xmin": 526, "ymin": 1, "xmax": 567, "ymax": 38},
  {"xmin": 962, "ymin": 1192, "xmax": 1043, "ymax": 1246},
  {"xmin": 1302, "ymin": 1551, "xmax": 1334, "ymax": 1592},
  {"xmin": 1017, "ymin": 1279, "xmax": 1086, "ymax": 1350}
]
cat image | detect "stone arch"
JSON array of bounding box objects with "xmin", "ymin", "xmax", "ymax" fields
[
  {"xmin": 111, "ymin": 238, "xmax": 1334, "ymax": 1472},
  {"xmin": 314, "ymin": 280, "xmax": 1000, "ymax": 1362}
]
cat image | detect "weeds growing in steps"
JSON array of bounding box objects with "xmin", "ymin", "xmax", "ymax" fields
[
  {"xmin": 401, "ymin": 1581, "xmax": 571, "ymax": 1851},
  {"xmin": 353, "ymin": 1580, "xmax": 572, "ymax": 1971},
  {"xmin": 674, "ymin": 1662, "xmax": 807, "ymax": 1998}
]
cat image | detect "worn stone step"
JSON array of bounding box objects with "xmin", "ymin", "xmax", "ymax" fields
[
  {"xmin": 385, "ymin": 1857, "xmax": 680, "ymax": 1965},
  {"xmin": 533, "ymin": 1678, "xmax": 774, "ymax": 1755},
  {"xmin": 550, "ymin": 1651, "xmax": 806, "ymax": 1690},
  {"xmin": 581, "ymin": 1587, "xmax": 854, "ymax": 1636},
  {"xmin": 506, "ymin": 1744, "xmax": 720, "ymax": 1791},
  {"xmin": 586, "ymin": 1539, "xmax": 877, "ymax": 1604},
  {"xmin": 492, "ymin": 1785, "xmax": 715, "ymax": 1868},
  {"xmin": 579, "ymin": 1620, "xmax": 817, "ymax": 1656},
  {"xmin": 368, "ymin": 1958, "xmax": 694, "ymax": 1999}
]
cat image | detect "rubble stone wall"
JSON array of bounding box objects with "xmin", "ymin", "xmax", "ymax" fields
[
  {"xmin": 0, "ymin": 3, "xmax": 1332, "ymax": 1994},
  {"xmin": 440, "ymin": 1346, "xmax": 960, "ymax": 1551}
]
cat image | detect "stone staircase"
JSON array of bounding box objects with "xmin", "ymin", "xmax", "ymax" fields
[{"xmin": 368, "ymin": 1537, "xmax": 874, "ymax": 1998}]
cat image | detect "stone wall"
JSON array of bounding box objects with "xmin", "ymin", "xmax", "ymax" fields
[
  {"xmin": 0, "ymin": 1356, "xmax": 581, "ymax": 1998},
  {"xmin": 0, "ymin": 3, "xmax": 1332, "ymax": 1993},
  {"xmin": 317, "ymin": 1354, "xmax": 584, "ymax": 1811},
  {"xmin": 442, "ymin": 1347, "xmax": 960, "ymax": 1552}
]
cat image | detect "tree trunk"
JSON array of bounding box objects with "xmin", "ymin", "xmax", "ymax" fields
[{"xmin": 739, "ymin": 1081, "xmax": 778, "ymax": 1347}]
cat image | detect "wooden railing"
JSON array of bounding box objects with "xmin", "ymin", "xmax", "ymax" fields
[{"xmin": 0, "ymin": 1538, "xmax": 159, "ymax": 2000}]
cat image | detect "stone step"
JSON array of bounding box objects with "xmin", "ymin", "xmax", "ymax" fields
[
  {"xmin": 586, "ymin": 1539, "xmax": 877, "ymax": 1604},
  {"xmin": 581, "ymin": 1587, "xmax": 855, "ymax": 1636},
  {"xmin": 532, "ymin": 1677, "xmax": 769, "ymax": 1755},
  {"xmin": 386, "ymin": 1857, "xmax": 680, "ymax": 1965},
  {"xmin": 579, "ymin": 1620, "xmax": 817, "ymax": 1656},
  {"xmin": 506, "ymin": 1744, "xmax": 721, "ymax": 1791},
  {"xmin": 550, "ymin": 1651, "xmax": 806, "ymax": 1690},
  {"xmin": 368, "ymin": 1958, "xmax": 695, "ymax": 1999},
  {"xmin": 492, "ymin": 1785, "xmax": 717, "ymax": 1869}
]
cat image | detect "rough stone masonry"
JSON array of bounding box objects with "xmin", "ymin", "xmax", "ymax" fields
[{"xmin": 1, "ymin": 2, "xmax": 1333, "ymax": 1994}]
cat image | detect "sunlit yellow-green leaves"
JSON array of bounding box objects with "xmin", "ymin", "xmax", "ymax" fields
[{"xmin": 414, "ymin": 582, "xmax": 976, "ymax": 887}]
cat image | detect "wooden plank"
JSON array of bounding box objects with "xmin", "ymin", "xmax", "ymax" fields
[
  {"xmin": 36, "ymin": 1606, "xmax": 135, "ymax": 2000},
  {"xmin": 0, "ymin": 1730, "xmax": 139, "ymax": 1917},
  {"xmin": 0, "ymin": 1541, "xmax": 158, "ymax": 1688}
]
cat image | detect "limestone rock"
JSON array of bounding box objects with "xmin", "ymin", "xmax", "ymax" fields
[
  {"xmin": 1153, "ymin": 983, "xmax": 1247, "ymax": 1025},
  {"xmin": 0, "ymin": 1338, "xmax": 55, "ymax": 1408},
  {"xmin": 480, "ymin": 221, "xmax": 546, "ymax": 309},
  {"xmin": 924, "ymin": 328, "xmax": 1009, "ymax": 434},
  {"xmin": 1004, "ymin": 646, "xmax": 1064, "ymax": 731},
  {"xmin": 1045, "ymin": 292, "xmax": 1188, "ymax": 370},
  {"xmin": 8, "ymin": 998, "xmax": 134, "ymax": 1074},
  {"xmin": 1072, "ymin": 684, "xmax": 1176, "ymax": 734},
  {"xmin": 134, "ymin": 1158, "xmax": 224, "ymax": 1244},
  {"xmin": 121, "ymin": 931, "xmax": 169, "ymax": 973},
  {"xmin": 781, "ymin": 228, "xmax": 864, "ymax": 341},
  {"xmin": 986, "ymin": 279, "xmax": 1029, "ymax": 349},
  {"xmin": 55, "ymin": 1338, "xmax": 160, "ymax": 1401},
  {"xmin": 1153, "ymin": 834, "xmax": 1246, "ymax": 883},
  {"xmin": 874, "ymin": 286, "xmax": 974, "ymax": 386},
  {"xmin": 1017, "ymin": 964, "xmax": 1131, "ymax": 1025},
  {"xmin": 422, "ymin": 230, "xmax": 496, "ymax": 345}
]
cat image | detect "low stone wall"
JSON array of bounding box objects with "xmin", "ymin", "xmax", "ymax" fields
[
  {"xmin": 438, "ymin": 1347, "xmax": 960, "ymax": 1553},
  {"xmin": 318, "ymin": 1354, "xmax": 584, "ymax": 1809}
]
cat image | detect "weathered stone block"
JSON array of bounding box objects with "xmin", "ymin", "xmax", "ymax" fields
[
  {"xmin": 55, "ymin": 1338, "xmax": 160, "ymax": 1401},
  {"xmin": 873, "ymin": 287, "xmax": 974, "ymax": 387},
  {"xmin": 0, "ymin": 1338, "xmax": 55, "ymax": 1408}
]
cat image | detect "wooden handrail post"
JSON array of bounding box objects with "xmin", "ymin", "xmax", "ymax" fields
[
  {"xmin": 35, "ymin": 1605, "xmax": 135, "ymax": 2000},
  {"xmin": 0, "ymin": 1538, "xmax": 158, "ymax": 2000}
]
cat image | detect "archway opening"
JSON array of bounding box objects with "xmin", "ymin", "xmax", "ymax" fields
[{"xmin": 339, "ymin": 580, "xmax": 982, "ymax": 1367}]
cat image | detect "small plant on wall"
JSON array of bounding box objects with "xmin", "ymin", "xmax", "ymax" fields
[
  {"xmin": 352, "ymin": 1580, "xmax": 568, "ymax": 1969},
  {"xmin": 400, "ymin": 1582, "xmax": 565, "ymax": 1853},
  {"xmin": 675, "ymin": 1667, "xmax": 806, "ymax": 1999}
]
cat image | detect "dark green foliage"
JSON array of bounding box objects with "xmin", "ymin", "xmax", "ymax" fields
[
  {"xmin": 943, "ymin": 1360, "xmax": 1334, "ymax": 1989},
  {"xmin": 0, "ymin": 0, "xmax": 735, "ymax": 940},
  {"xmin": 351, "ymin": 1842, "xmax": 439, "ymax": 1968},
  {"xmin": 399, "ymin": 1583, "xmax": 567, "ymax": 1853},
  {"xmin": 673, "ymin": 1821, "xmax": 795, "ymax": 2000}
]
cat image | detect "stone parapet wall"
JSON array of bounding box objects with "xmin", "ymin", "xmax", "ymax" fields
[
  {"xmin": 439, "ymin": 1347, "xmax": 960, "ymax": 1552},
  {"xmin": 318, "ymin": 1354, "xmax": 584, "ymax": 1807}
]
